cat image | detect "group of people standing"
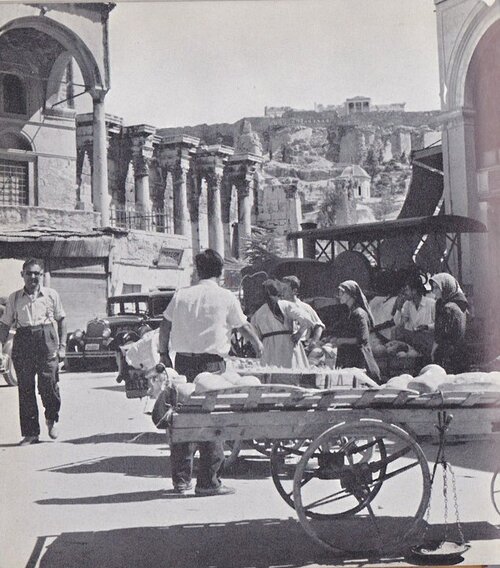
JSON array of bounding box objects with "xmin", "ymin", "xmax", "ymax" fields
[
  {"xmin": 0, "ymin": 249, "xmax": 470, "ymax": 501},
  {"xmin": 251, "ymin": 270, "xmax": 470, "ymax": 383}
]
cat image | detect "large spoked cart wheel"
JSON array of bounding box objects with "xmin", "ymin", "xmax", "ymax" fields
[
  {"xmin": 292, "ymin": 420, "xmax": 431, "ymax": 555},
  {"xmin": 271, "ymin": 435, "xmax": 386, "ymax": 518},
  {"xmin": 491, "ymin": 469, "xmax": 500, "ymax": 516}
]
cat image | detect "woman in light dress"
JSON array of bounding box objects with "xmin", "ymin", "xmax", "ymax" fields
[{"xmin": 250, "ymin": 279, "xmax": 317, "ymax": 368}]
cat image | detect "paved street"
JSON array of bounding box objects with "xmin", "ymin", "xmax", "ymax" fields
[{"xmin": 1, "ymin": 371, "xmax": 499, "ymax": 568}]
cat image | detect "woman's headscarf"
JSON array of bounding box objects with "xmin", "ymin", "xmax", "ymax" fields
[
  {"xmin": 338, "ymin": 280, "xmax": 375, "ymax": 328},
  {"xmin": 262, "ymin": 279, "xmax": 285, "ymax": 324},
  {"xmin": 429, "ymin": 273, "xmax": 468, "ymax": 312}
]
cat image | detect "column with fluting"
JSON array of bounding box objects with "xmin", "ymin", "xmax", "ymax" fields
[
  {"xmin": 128, "ymin": 125, "xmax": 156, "ymax": 229},
  {"xmin": 283, "ymin": 178, "xmax": 303, "ymax": 257},
  {"xmin": 196, "ymin": 144, "xmax": 233, "ymax": 258},
  {"xmin": 159, "ymin": 135, "xmax": 200, "ymax": 237},
  {"xmin": 227, "ymin": 153, "xmax": 263, "ymax": 259}
]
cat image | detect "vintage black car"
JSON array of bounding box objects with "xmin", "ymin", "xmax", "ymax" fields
[{"xmin": 64, "ymin": 288, "xmax": 176, "ymax": 371}]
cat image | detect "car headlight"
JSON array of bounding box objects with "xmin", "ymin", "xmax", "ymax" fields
[
  {"xmin": 102, "ymin": 327, "xmax": 112, "ymax": 339},
  {"xmin": 73, "ymin": 329, "xmax": 84, "ymax": 340}
]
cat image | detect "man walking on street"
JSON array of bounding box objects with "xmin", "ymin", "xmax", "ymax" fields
[
  {"xmin": 0, "ymin": 259, "xmax": 66, "ymax": 445},
  {"xmin": 159, "ymin": 249, "xmax": 263, "ymax": 496}
]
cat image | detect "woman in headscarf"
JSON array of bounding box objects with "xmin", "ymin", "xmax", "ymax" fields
[
  {"xmin": 332, "ymin": 280, "xmax": 381, "ymax": 383},
  {"xmin": 250, "ymin": 279, "xmax": 317, "ymax": 368},
  {"xmin": 429, "ymin": 273, "xmax": 469, "ymax": 373}
]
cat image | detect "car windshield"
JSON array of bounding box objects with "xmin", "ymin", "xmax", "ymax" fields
[
  {"xmin": 150, "ymin": 295, "xmax": 173, "ymax": 317},
  {"xmin": 108, "ymin": 299, "xmax": 148, "ymax": 316}
]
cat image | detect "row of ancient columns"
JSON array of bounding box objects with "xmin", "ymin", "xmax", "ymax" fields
[
  {"xmin": 79, "ymin": 100, "xmax": 262, "ymax": 259},
  {"xmin": 159, "ymin": 135, "xmax": 262, "ymax": 259}
]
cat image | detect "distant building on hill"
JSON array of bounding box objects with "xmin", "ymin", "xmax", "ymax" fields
[
  {"xmin": 345, "ymin": 96, "xmax": 372, "ymax": 114},
  {"xmin": 338, "ymin": 164, "xmax": 371, "ymax": 199}
]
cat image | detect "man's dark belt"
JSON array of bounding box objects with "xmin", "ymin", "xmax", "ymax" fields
[
  {"xmin": 176, "ymin": 352, "xmax": 224, "ymax": 363},
  {"xmin": 261, "ymin": 330, "xmax": 292, "ymax": 340},
  {"xmin": 16, "ymin": 323, "xmax": 53, "ymax": 334}
]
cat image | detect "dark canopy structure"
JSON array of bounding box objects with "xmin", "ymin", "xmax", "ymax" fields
[{"xmin": 287, "ymin": 214, "xmax": 487, "ymax": 281}]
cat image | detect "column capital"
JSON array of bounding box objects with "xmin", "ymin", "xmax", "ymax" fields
[
  {"xmin": 281, "ymin": 177, "xmax": 300, "ymax": 199},
  {"xmin": 205, "ymin": 170, "xmax": 223, "ymax": 192},
  {"xmin": 159, "ymin": 135, "xmax": 199, "ymax": 172},
  {"xmin": 127, "ymin": 124, "xmax": 157, "ymax": 177}
]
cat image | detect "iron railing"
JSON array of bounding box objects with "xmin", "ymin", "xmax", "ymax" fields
[{"xmin": 109, "ymin": 205, "xmax": 172, "ymax": 233}]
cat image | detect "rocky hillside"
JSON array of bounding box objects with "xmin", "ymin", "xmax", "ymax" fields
[{"xmin": 159, "ymin": 109, "xmax": 441, "ymax": 226}]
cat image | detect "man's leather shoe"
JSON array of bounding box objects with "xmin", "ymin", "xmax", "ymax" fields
[
  {"xmin": 19, "ymin": 436, "xmax": 39, "ymax": 446},
  {"xmin": 195, "ymin": 484, "xmax": 235, "ymax": 497},
  {"xmin": 46, "ymin": 420, "xmax": 58, "ymax": 440},
  {"xmin": 172, "ymin": 482, "xmax": 193, "ymax": 494}
]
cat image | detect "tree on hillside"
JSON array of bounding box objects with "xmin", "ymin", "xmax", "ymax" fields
[
  {"xmin": 317, "ymin": 180, "xmax": 357, "ymax": 227},
  {"xmin": 364, "ymin": 148, "xmax": 379, "ymax": 178}
]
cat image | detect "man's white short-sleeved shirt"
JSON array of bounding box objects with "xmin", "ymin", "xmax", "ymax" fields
[
  {"xmin": 0, "ymin": 286, "xmax": 65, "ymax": 328},
  {"xmin": 400, "ymin": 295, "xmax": 435, "ymax": 331},
  {"xmin": 163, "ymin": 279, "xmax": 247, "ymax": 357}
]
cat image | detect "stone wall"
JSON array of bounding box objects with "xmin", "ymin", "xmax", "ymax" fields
[
  {"xmin": 37, "ymin": 156, "xmax": 77, "ymax": 209},
  {"xmin": 0, "ymin": 205, "xmax": 99, "ymax": 231},
  {"xmin": 109, "ymin": 231, "xmax": 192, "ymax": 295}
]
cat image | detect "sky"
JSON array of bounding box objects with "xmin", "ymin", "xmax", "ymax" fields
[{"xmin": 102, "ymin": 0, "xmax": 441, "ymax": 128}]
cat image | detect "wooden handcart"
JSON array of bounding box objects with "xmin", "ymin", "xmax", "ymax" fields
[{"xmin": 168, "ymin": 384, "xmax": 500, "ymax": 556}]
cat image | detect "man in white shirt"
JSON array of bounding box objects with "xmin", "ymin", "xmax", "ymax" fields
[
  {"xmin": 158, "ymin": 249, "xmax": 263, "ymax": 496},
  {"xmin": 0, "ymin": 258, "xmax": 66, "ymax": 445},
  {"xmin": 394, "ymin": 275, "xmax": 435, "ymax": 358}
]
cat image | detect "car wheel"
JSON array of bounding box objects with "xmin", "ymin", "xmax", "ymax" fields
[{"xmin": 1, "ymin": 353, "xmax": 17, "ymax": 386}]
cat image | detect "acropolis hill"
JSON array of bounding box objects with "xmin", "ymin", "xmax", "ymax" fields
[{"xmin": 157, "ymin": 107, "xmax": 442, "ymax": 225}]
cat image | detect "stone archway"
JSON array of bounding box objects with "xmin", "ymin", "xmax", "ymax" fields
[
  {"xmin": 439, "ymin": 4, "xmax": 500, "ymax": 333},
  {"xmin": 0, "ymin": 16, "xmax": 105, "ymax": 95}
]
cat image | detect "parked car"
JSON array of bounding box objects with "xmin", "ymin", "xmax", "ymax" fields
[{"xmin": 64, "ymin": 288, "xmax": 176, "ymax": 371}]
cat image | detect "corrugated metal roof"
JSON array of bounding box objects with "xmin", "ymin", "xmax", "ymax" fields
[{"xmin": 0, "ymin": 228, "xmax": 113, "ymax": 258}]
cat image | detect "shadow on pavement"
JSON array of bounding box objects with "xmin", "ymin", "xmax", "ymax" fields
[
  {"xmin": 30, "ymin": 518, "xmax": 500, "ymax": 568},
  {"xmin": 44, "ymin": 455, "xmax": 169, "ymax": 478},
  {"xmin": 63, "ymin": 432, "xmax": 166, "ymax": 445},
  {"xmin": 44, "ymin": 452, "xmax": 273, "ymax": 481},
  {"xmin": 93, "ymin": 385, "xmax": 126, "ymax": 392},
  {"xmin": 421, "ymin": 439, "xmax": 499, "ymax": 474},
  {"xmin": 36, "ymin": 489, "xmax": 199, "ymax": 505}
]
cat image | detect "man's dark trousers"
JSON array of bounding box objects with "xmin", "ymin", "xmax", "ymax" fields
[
  {"xmin": 12, "ymin": 324, "xmax": 61, "ymax": 437},
  {"xmin": 170, "ymin": 353, "xmax": 226, "ymax": 489}
]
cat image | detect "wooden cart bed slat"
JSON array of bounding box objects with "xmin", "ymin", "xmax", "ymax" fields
[{"xmin": 177, "ymin": 385, "xmax": 500, "ymax": 414}]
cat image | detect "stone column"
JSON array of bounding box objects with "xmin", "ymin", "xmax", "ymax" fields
[
  {"xmin": 221, "ymin": 174, "xmax": 233, "ymax": 259},
  {"xmin": 195, "ymin": 144, "xmax": 234, "ymax": 257},
  {"xmin": 188, "ymin": 169, "xmax": 201, "ymax": 257},
  {"xmin": 442, "ymin": 107, "xmax": 488, "ymax": 316},
  {"xmin": 236, "ymin": 178, "xmax": 252, "ymax": 258},
  {"xmin": 92, "ymin": 93, "xmax": 110, "ymax": 227},
  {"xmin": 128, "ymin": 125, "xmax": 156, "ymax": 229},
  {"xmin": 205, "ymin": 171, "xmax": 225, "ymax": 257},
  {"xmin": 283, "ymin": 179, "xmax": 303, "ymax": 257},
  {"xmin": 158, "ymin": 135, "xmax": 200, "ymax": 237},
  {"xmin": 225, "ymin": 153, "xmax": 263, "ymax": 259},
  {"xmin": 172, "ymin": 164, "xmax": 191, "ymax": 237}
]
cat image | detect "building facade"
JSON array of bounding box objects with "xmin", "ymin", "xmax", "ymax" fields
[
  {"xmin": 434, "ymin": 0, "xmax": 500, "ymax": 349},
  {"xmin": 0, "ymin": 3, "xmax": 194, "ymax": 330}
]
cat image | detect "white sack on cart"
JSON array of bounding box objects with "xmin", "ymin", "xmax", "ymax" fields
[{"xmin": 121, "ymin": 329, "xmax": 160, "ymax": 370}]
